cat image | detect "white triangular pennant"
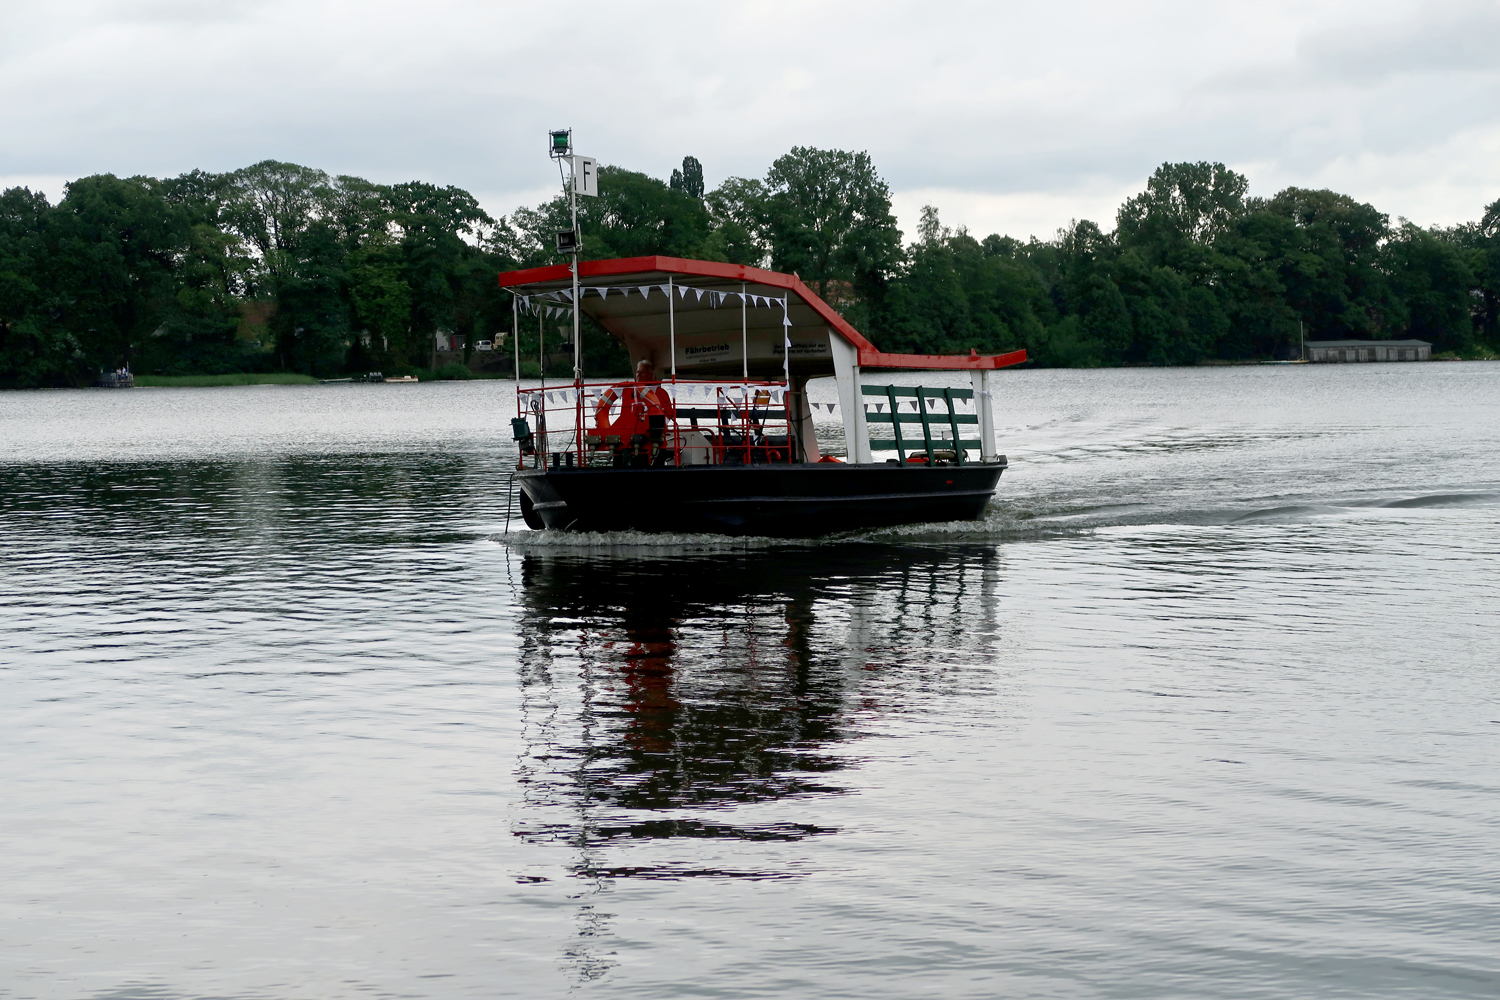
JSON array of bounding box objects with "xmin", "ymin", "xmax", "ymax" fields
[
  {"xmin": 659, "ymin": 284, "xmax": 671, "ymax": 297},
  {"xmin": 638, "ymin": 286, "xmax": 652, "ymax": 299}
]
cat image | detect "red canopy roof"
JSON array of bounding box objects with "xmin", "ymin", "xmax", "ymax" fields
[{"xmin": 498, "ymin": 256, "xmax": 1026, "ymax": 374}]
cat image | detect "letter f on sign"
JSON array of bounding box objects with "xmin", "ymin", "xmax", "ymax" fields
[{"xmin": 573, "ymin": 157, "xmax": 598, "ymax": 197}]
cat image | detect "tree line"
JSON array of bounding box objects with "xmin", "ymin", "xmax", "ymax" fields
[{"xmin": 2, "ymin": 151, "xmax": 1496, "ymax": 386}]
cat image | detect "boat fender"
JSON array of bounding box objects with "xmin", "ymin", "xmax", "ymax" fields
[{"xmin": 518, "ymin": 491, "xmax": 546, "ymax": 531}]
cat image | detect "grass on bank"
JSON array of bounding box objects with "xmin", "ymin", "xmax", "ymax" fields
[{"xmin": 134, "ymin": 373, "xmax": 319, "ymax": 387}]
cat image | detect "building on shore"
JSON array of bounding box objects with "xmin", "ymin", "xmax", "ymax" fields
[{"xmin": 1304, "ymin": 339, "xmax": 1431, "ymax": 363}]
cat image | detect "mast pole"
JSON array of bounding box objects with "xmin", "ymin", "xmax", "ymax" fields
[{"xmin": 571, "ymin": 166, "xmax": 581, "ymax": 386}]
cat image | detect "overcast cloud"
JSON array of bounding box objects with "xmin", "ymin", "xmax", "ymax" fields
[{"xmin": 2, "ymin": 0, "xmax": 1497, "ymax": 242}]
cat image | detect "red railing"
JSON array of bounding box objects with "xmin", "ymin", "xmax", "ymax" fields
[{"xmin": 514, "ymin": 379, "xmax": 798, "ymax": 470}]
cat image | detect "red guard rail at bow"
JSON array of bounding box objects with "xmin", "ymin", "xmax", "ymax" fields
[{"xmin": 516, "ymin": 378, "xmax": 797, "ymax": 470}]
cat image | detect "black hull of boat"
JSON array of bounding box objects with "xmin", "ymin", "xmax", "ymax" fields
[{"xmin": 514, "ymin": 462, "xmax": 1005, "ymax": 537}]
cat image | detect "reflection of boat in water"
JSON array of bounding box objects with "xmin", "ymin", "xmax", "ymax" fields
[
  {"xmin": 500, "ymin": 257, "xmax": 1025, "ymax": 536},
  {"xmin": 512, "ymin": 546, "xmax": 1004, "ymax": 856},
  {"xmin": 510, "ymin": 544, "xmax": 1006, "ymax": 981}
]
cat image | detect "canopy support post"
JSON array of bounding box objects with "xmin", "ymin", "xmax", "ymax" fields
[
  {"xmin": 512, "ymin": 295, "xmax": 520, "ymax": 382},
  {"xmin": 668, "ymin": 275, "xmax": 676, "ymax": 379},
  {"xmin": 740, "ymin": 282, "xmax": 748, "ymax": 380},
  {"xmin": 790, "ymin": 375, "xmax": 819, "ymax": 463},
  {"xmin": 830, "ymin": 337, "xmax": 870, "ymax": 463},
  {"xmin": 970, "ymin": 368, "xmax": 998, "ymax": 462}
]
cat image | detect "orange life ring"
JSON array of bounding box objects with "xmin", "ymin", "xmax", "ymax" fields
[{"xmin": 593, "ymin": 382, "xmax": 672, "ymax": 442}]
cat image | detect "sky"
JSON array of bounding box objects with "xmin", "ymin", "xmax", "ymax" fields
[{"xmin": 2, "ymin": 0, "xmax": 1498, "ymax": 243}]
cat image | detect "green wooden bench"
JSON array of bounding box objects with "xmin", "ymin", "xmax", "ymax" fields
[{"xmin": 862, "ymin": 385, "xmax": 979, "ymax": 465}]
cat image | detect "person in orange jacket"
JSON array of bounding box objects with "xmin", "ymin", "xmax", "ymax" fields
[{"xmin": 594, "ymin": 359, "xmax": 676, "ymax": 463}]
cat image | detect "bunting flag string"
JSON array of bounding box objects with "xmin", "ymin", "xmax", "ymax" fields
[
  {"xmin": 534, "ymin": 383, "xmax": 803, "ymax": 410},
  {"xmin": 515, "ymin": 285, "xmax": 792, "ymax": 318}
]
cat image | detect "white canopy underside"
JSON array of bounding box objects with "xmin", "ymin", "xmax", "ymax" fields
[{"xmin": 513, "ymin": 271, "xmax": 838, "ymax": 380}]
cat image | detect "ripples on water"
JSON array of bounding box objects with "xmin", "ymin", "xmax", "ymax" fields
[{"xmin": 2, "ymin": 366, "xmax": 1498, "ymax": 999}]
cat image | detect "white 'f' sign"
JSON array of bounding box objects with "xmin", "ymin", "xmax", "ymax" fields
[{"xmin": 572, "ymin": 156, "xmax": 598, "ymax": 197}]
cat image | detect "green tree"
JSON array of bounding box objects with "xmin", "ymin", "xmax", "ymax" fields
[
  {"xmin": 1255, "ymin": 187, "xmax": 1392, "ymax": 340},
  {"xmin": 385, "ymin": 180, "xmax": 494, "ymax": 368},
  {"xmin": 0, "ymin": 187, "xmax": 82, "ymax": 387},
  {"xmin": 704, "ymin": 176, "xmax": 770, "ymax": 266},
  {"xmin": 1117, "ymin": 161, "xmax": 1249, "ymax": 271},
  {"xmin": 760, "ymin": 147, "xmax": 902, "ymax": 310},
  {"xmin": 513, "ymin": 165, "xmax": 714, "ymax": 264},
  {"xmin": 875, "ymin": 205, "xmax": 1048, "ymax": 356},
  {"xmin": 1447, "ymin": 199, "xmax": 1500, "ymax": 346},
  {"xmin": 147, "ymin": 170, "xmax": 260, "ymax": 374},
  {"xmin": 669, "ymin": 156, "xmax": 705, "ymax": 199},
  {"xmin": 47, "ymin": 174, "xmax": 193, "ymax": 372},
  {"xmin": 1382, "ymin": 222, "xmax": 1478, "ymax": 351}
]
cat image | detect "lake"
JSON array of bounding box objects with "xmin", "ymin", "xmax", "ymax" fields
[{"xmin": 2, "ymin": 363, "xmax": 1498, "ymax": 999}]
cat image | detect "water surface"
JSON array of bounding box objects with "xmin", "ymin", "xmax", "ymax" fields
[{"xmin": 3, "ymin": 365, "xmax": 1498, "ymax": 998}]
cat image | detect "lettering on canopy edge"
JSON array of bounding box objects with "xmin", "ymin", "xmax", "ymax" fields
[
  {"xmin": 772, "ymin": 340, "xmax": 831, "ymax": 358},
  {"xmin": 676, "ymin": 342, "xmax": 736, "ymax": 366}
]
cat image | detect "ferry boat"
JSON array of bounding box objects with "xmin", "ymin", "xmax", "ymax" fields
[{"xmin": 499, "ymin": 256, "xmax": 1025, "ymax": 537}]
